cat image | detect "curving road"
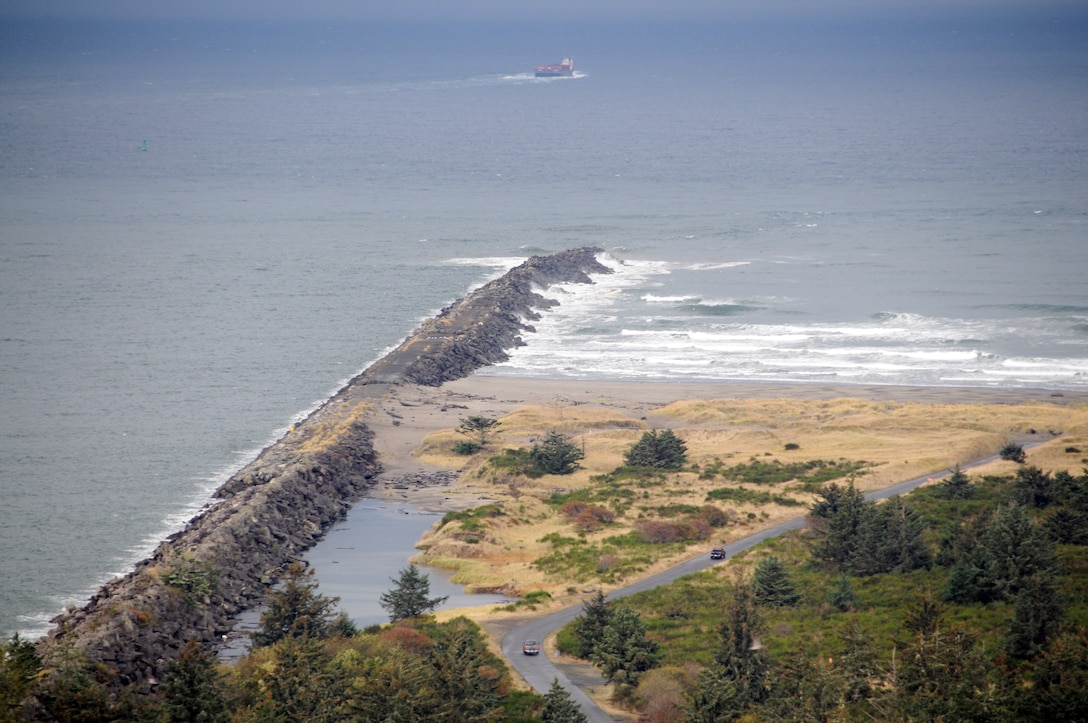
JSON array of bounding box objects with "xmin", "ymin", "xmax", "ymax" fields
[{"xmin": 502, "ymin": 447, "xmax": 1029, "ymax": 721}]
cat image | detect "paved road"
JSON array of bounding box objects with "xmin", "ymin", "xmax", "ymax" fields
[{"xmin": 502, "ymin": 447, "xmax": 1026, "ymax": 721}]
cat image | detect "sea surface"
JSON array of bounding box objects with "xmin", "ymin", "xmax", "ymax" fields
[{"xmin": 2, "ymin": 13, "xmax": 1087, "ymax": 638}]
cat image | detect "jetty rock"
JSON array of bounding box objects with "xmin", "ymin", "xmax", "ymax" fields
[
  {"xmin": 361, "ymin": 247, "xmax": 611, "ymax": 386},
  {"xmin": 35, "ymin": 247, "xmax": 611, "ymax": 691}
]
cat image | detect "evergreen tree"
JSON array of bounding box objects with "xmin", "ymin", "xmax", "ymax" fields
[
  {"xmin": 1006, "ymin": 572, "xmax": 1065, "ymax": 660},
  {"xmin": 1014, "ymin": 465, "xmax": 1056, "ymax": 508},
  {"xmin": 935, "ymin": 465, "xmax": 974, "ymax": 500},
  {"xmin": 683, "ymin": 584, "xmax": 771, "ymax": 721},
  {"xmin": 751, "ymin": 555, "xmax": 801, "ymax": 607},
  {"xmin": 942, "ymin": 562, "xmax": 984, "ymax": 604},
  {"xmin": 592, "ymin": 606, "xmax": 661, "ymax": 689},
  {"xmin": 711, "ymin": 583, "xmax": 769, "ymax": 707},
  {"xmin": 981, "ymin": 503, "xmax": 1057, "ymax": 601},
  {"xmin": 344, "ymin": 649, "xmax": 441, "ymax": 722},
  {"xmin": 623, "ymin": 429, "xmax": 688, "ymax": 470},
  {"xmin": 845, "ymin": 502, "xmax": 890, "ymax": 576},
  {"xmin": 530, "ymin": 431, "xmax": 584, "ymax": 475},
  {"xmin": 253, "ymin": 562, "xmax": 341, "ymax": 647},
  {"xmin": 0, "ymin": 634, "xmax": 40, "ymax": 723},
  {"xmin": 764, "ymin": 649, "xmax": 846, "ymax": 722},
  {"xmin": 892, "ymin": 595, "xmax": 1011, "ymax": 721},
  {"xmin": 1023, "ymin": 626, "xmax": 1088, "ymax": 721},
  {"xmin": 837, "ymin": 619, "xmax": 879, "ymax": 703},
  {"xmin": 159, "ymin": 640, "xmax": 229, "ymax": 723},
  {"xmin": 1054, "ymin": 469, "xmax": 1088, "ymax": 511},
  {"xmin": 540, "ymin": 678, "xmax": 588, "ymax": 723},
  {"xmin": 379, "ymin": 564, "xmax": 449, "ymax": 622},
  {"xmin": 809, "ymin": 483, "xmax": 868, "ymax": 568},
  {"xmin": 424, "ymin": 617, "xmax": 505, "ymax": 722},
  {"xmin": 1045, "ymin": 508, "xmax": 1088, "ymax": 545},
  {"xmin": 683, "ymin": 668, "xmax": 745, "ymax": 723},
  {"xmin": 253, "ymin": 635, "xmax": 343, "ymax": 722},
  {"xmin": 571, "ymin": 590, "xmax": 612, "ymax": 659},
  {"xmin": 878, "ymin": 496, "xmax": 932, "ymax": 574},
  {"xmin": 36, "ymin": 645, "xmax": 133, "ymax": 723},
  {"xmin": 829, "ymin": 574, "xmax": 858, "ymax": 612}
]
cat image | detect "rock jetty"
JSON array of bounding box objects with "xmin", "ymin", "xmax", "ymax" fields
[{"xmin": 37, "ymin": 247, "xmax": 611, "ymax": 689}]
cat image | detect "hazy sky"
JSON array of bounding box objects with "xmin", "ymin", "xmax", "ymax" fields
[{"xmin": 1, "ymin": 0, "xmax": 1083, "ymax": 22}]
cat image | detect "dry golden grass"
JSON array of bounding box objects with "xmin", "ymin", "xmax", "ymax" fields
[
  {"xmin": 295, "ymin": 401, "xmax": 372, "ymax": 456},
  {"xmin": 407, "ymin": 397, "xmax": 1088, "ymax": 610}
]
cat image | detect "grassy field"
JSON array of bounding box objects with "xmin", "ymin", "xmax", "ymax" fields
[{"xmin": 406, "ymin": 396, "xmax": 1088, "ymax": 620}]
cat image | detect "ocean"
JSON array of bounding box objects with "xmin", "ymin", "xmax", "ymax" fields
[{"xmin": 2, "ymin": 13, "xmax": 1086, "ymax": 639}]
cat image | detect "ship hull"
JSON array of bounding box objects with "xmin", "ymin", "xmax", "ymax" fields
[{"xmin": 534, "ymin": 58, "xmax": 574, "ymax": 78}]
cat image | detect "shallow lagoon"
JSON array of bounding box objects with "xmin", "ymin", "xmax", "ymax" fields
[{"xmin": 220, "ymin": 501, "xmax": 510, "ymax": 659}]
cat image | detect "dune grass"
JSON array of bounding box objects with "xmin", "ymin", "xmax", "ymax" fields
[{"xmin": 407, "ymin": 397, "xmax": 1088, "ymax": 610}]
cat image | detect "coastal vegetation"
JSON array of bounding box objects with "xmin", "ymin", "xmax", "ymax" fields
[
  {"xmin": 554, "ymin": 466, "xmax": 1088, "ymax": 720},
  {"xmin": 410, "ymin": 397, "xmax": 1088, "ymax": 603},
  {"xmin": 8, "ymin": 392, "xmax": 1088, "ymax": 720},
  {"xmin": 379, "ymin": 564, "xmax": 450, "ymax": 621},
  {"xmin": 7, "ymin": 568, "xmax": 543, "ymax": 722}
]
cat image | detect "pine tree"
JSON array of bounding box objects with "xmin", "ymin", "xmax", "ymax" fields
[
  {"xmin": 540, "ymin": 678, "xmax": 588, "ymax": 723},
  {"xmin": 764, "ymin": 649, "xmax": 846, "ymax": 722},
  {"xmin": 1014, "ymin": 465, "xmax": 1056, "ymax": 508},
  {"xmin": 879, "ymin": 496, "xmax": 932, "ymax": 574},
  {"xmin": 253, "ymin": 562, "xmax": 341, "ymax": 647},
  {"xmin": 623, "ymin": 429, "xmax": 688, "ymax": 470},
  {"xmin": 981, "ymin": 503, "xmax": 1057, "ymax": 601},
  {"xmin": 1, "ymin": 634, "xmax": 40, "ymax": 723},
  {"xmin": 942, "ymin": 563, "xmax": 983, "ymax": 604},
  {"xmin": 892, "ymin": 595, "xmax": 1011, "ymax": 721},
  {"xmin": 346, "ymin": 650, "xmax": 442, "ymax": 721},
  {"xmin": 829, "ymin": 574, "xmax": 858, "ymax": 612},
  {"xmin": 592, "ymin": 606, "xmax": 661, "ymax": 688},
  {"xmin": 837, "ymin": 618, "xmax": 878, "ymax": 703},
  {"xmin": 424, "ymin": 618, "xmax": 505, "ymax": 722},
  {"xmin": 935, "ymin": 466, "xmax": 974, "ymax": 500},
  {"xmin": 810, "ymin": 483, "xmax": 868, "ymax": 568},
  {"xmin": 379, "ymin": 564, "xmax": 449, "ymax": 622},
  {"xmin": 751, "ymin": 555, "xmax": 801, "ymax": 607},
  {"xmin": 1006, "ymin": 572, "xmax": 1065, "ymax": 660},
  {"xmin": 683, "ymin": 667, "xmax": 744, "ymax": 723},
  {"xmin": 571, "ymin": 590, "xmax": 612, "ymax": 659},
  {"xmin": 530, "ymin": 430, "xmax": 584, "ymax": 475},
  {"xmin": 255, "ymin": 635, "xmax": 343, "ymax": 722},
  {"xmin": 159, "ymin": 641, "xmax": 229, "ymax": 723},
  {"xmin": 845, "ymin": 502, "xmax": 889, "ymax": 576},
  {"xmin": 1024, "ymin": 626, "xmax": 1088, "ymax": 721},
  {"xmin": 683, "ymin": 583, "xmax": 771, "ymax": 721},
  {"xmin": 712, "ymin": 583, "xmax": 769, "ymax": 706}
]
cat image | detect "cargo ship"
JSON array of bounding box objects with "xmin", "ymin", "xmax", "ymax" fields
[{"xmin": 534, "ymin": 58, "xmax": 574, "ymax": 77}]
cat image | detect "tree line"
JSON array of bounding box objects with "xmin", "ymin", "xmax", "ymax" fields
[{"xmin": 555, "ymin": 464, "xmax": 1088, "ymax": 721}]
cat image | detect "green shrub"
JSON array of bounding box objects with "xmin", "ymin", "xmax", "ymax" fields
[
  {"xmin": 705, "ymin": 486, "xmax": 804, "ymax": 507},
  {"xmin": 1000, "ymin": 442, "xmax": 1026, "ymax": 463},
  {"xmin": 453, "ymin": 440, "xmax": 481, "ymax": 455},
  {"xmin": 161, "ymin": 554, "xmax": 220, "ymax": 605}
]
